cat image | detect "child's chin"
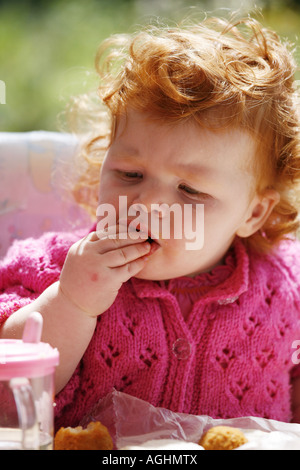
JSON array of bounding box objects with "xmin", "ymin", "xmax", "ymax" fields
[
  {"xmin": 134, "ymin": 262, "xmax": 167, "ymax": 281},
  {"xmin": 134, "ymin": 266, "xmax": 157, "ymax": 280}
]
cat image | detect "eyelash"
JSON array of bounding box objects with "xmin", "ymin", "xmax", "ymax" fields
[
  {"xmin": 178, "ymin": 183, "xmax": 200, "ymax": 195},
  {"xmin": 179, "ymin": 184, "xmax": 211, "ymax": 201},
  {"xmin": 117, "ymin": 171, "xmax": 210, "ymax": 200},
  {"xmin": 121, "ymin": 171, "xmax": 142, "ymax": 179}
]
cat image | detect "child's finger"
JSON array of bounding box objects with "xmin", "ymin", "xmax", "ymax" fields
[
  {"xmin": 95, "ymin": 225, "xmax": 128, "ymax": 240},
  {"xmin": 103, "ymin": 240, "xmax": 151, "ymax": 267},
  {"xmin": 112, "ymin": 255, "xmax": 148, "ymax": 280},
  {"xmin": 93, "ymin": 229, "xmax": 149, "ymax": 254},
  {"xmin": 96, "ymin": 223, "xmax": 148, "ymax": 241}
]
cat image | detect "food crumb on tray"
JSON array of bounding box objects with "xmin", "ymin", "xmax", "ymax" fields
[
  {"xmin": 199, "ymin": 425, "xmax": 248, "ymax": 450},
  {"xmin": 54, "ymin": 421, "xmax": 113, "ymax": 450}
]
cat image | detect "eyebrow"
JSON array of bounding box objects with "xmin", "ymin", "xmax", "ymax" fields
[
  {"xmin": 112, "ymin": 151, "xmax": 220, "ymax": 182},
  {"xmin": 172, "ymin": 162, "xmax": 218, "ymax": 180}
]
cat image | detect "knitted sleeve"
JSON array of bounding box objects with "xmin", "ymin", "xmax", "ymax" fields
[
  {"xmin": 275, "ymin": 239, "xmax": 300, "ymax": 379},
  {"xmin": 0, "ymin": 231, "xmax": 83, "ymax": 325},
  {"xmin": 278, "ymin": 238, "xmax": 300, "ymax": 286}
]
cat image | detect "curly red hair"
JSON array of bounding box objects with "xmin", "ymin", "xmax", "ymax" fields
[{"xmin": 70, "ymin": 14, "xmax": 300, "ymax": 253}]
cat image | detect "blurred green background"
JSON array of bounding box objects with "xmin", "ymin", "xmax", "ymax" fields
[{"xmin": 0, "ymin": 0, "xmax": 299, "ymax": 132}]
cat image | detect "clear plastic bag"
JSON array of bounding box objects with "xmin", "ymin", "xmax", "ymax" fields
[{"xmin": 80, "ymin": 389, "xmax": 300, "ymax": 450}]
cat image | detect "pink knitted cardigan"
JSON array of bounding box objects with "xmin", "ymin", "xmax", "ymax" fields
[{"xmin": 1, "ymin": 228, "xmax": 300, "ymax": 430}]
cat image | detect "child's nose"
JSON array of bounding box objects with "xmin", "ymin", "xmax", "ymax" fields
[
  {"xmin": 133, "ymin": 202, "xmax": 169, "ymax": 219},
  {"xmin": 131, "ymin": 188, "xmax": 170, "ymax": 219}
]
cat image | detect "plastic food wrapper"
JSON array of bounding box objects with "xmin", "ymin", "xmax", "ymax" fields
[{"xmin": 80, "ymin": 389, "xmax": 300, "ymax": 450}]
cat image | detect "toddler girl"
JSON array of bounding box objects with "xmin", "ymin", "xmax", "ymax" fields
[{"xmin": 1, "ymin": 15, "xmax": 300, "ymax": 430}]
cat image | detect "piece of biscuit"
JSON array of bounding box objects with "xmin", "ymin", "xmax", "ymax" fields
[
  {"xmin": 54, "ymin": 421, "xmax": 113, "ymax": 450},
  {"xmin": 199, "ymin": 425, "xmax": 248, "ymax": 450}
]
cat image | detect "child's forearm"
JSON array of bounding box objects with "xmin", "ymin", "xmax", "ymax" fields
[{"xmin": 0, "ymin": 281, "xmax": 97, "ymax": 394}]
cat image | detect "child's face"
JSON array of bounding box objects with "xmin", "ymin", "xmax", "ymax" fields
[{"xmin": 98, "ymin": 109, "xmax": 260, "ymax": 280}]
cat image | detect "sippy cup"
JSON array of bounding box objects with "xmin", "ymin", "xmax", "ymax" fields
[{"xmin": 0, "ymin": 312, "xmax": 59, "ymax": 449}]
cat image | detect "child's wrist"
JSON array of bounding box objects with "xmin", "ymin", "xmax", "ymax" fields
[{"xmin": 57, "ymin": 281, "xmax": 98, "ymax": 320}]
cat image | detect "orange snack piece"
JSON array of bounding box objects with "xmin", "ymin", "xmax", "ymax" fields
[
  {"xmin": 54, "ymin": 421, "xmax": 113, "ymax": 450},
  {"xmin": 199, "ymin": 425, "xmax": 248, "ymax": 450}
]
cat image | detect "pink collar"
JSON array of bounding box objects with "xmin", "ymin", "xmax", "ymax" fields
[{"xmin": 131, "ymin": 237, "xmax": 249, "ymax": 306}]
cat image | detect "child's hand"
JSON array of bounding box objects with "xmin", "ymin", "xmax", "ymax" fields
[{"xmin": 58, "ymin": 225, "xmax": 152, "ymax": 317}]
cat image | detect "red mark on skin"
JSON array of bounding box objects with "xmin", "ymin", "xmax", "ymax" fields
[{"xmin": 91, "ymin": 273, "xmax": 98, "ymax": 282}]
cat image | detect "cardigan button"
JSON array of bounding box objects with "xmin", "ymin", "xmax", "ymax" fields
[
  {"xmin": 217, "ymin": 296, "xmax": 239, "ymax": 305},
  {"xmin": 172, "ymin": 338, "xmax": 191, "ymax": 360}
]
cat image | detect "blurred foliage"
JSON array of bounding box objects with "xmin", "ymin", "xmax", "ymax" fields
[{"xmin": 0, "ymin": 0, "xmax": 299, "ymax": 132}]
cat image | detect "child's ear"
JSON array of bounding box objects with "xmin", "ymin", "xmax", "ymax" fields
[{"xmin": 236, "ymin": 189, "xmax": 280, "ymax": 238}]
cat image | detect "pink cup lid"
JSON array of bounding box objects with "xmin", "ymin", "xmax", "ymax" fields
[{"xmin": 0, "ymin": 339, "xmax": 59, "ymax": 379}]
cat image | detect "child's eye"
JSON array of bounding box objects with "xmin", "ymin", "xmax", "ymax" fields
[
  {"xmin": 178, "ymin": 183, "xmax": 210, "ymax": 200},
  {"xmin": 179, "ymin": 184, "xmax": 200, "ymax": 195},
  {"xmin": 118, "ymin": 171, "xmax": 143, "ymax": 179}
]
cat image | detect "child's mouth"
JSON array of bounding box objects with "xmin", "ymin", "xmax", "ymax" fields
[
  {"xmin": 135, "ymin": 228, "xmax": 160, "ymax": 254},
  {"xmin": 118, "ymin": 218, "xmax": 161, "ymax": 253}
]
